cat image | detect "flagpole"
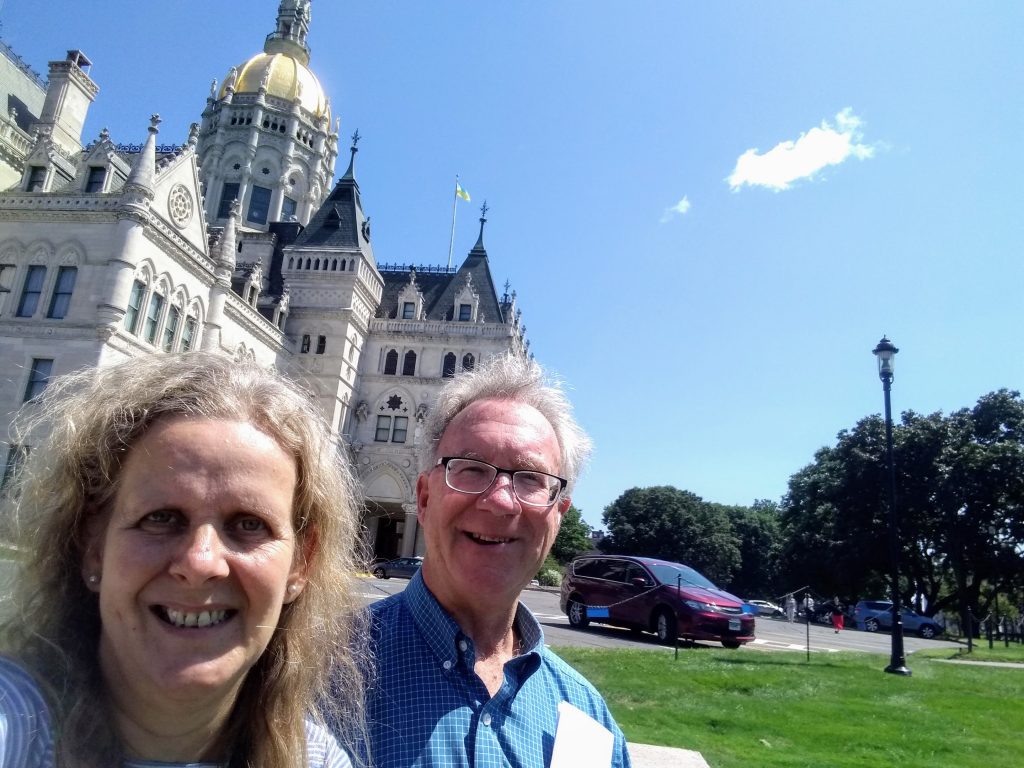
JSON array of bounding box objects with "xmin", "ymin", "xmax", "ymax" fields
[{"xmin": 447, "ymin": 175, "xmax": 459, "ymax": 269}]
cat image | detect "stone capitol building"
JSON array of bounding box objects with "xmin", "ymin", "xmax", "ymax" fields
[{"xmin": 0, "ymin": 0, "xmax": 530, "ymax": 559}]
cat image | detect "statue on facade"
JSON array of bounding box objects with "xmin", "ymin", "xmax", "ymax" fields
[{"xmin": 355, "ymin": 400, "xmax": 369, "ymax": 422}]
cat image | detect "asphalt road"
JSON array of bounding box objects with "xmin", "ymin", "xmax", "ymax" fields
[
  {"xmin": 359, "ymin": 576, "xmax": 962, "ymax": 656},
  {"xmin": 0, "ymin": 560, "xmax": 963, "ymax": 656}
]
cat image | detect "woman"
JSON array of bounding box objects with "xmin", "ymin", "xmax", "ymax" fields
[
  {"xmin": 830, "ymin": 597, "xmax": 845, "ymax": 633},
  {"xmin": 0, "ymin": 352, "xmax": 367, "ymax": 767}
]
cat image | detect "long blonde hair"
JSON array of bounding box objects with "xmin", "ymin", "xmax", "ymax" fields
[{"xmin": 2, "ymin": 352, "xmax": 368, "ymax": 767}]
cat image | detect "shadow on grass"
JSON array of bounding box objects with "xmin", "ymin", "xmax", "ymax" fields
[{"xmin": 708, "ymin": 653, "xmax": 855, "ymax": 670}]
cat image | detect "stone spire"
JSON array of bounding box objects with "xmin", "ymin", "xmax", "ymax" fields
[
  {"xmin": 265, "ymin": 0, "xmax": 312, "ymax": 66},
  {"xmin": 123, "ymin": 114, "xmax": 161, "ymax": 200},
  {"xmin": 470, "ymin": 200, "xmax": 489, "ymax": 257},
  {"xmin": 341, "ymin": 129, "xmax": 360, "ymax": 180}
]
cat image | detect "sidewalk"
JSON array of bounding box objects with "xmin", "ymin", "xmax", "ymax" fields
[
  {"xmin": 629, "ymin": 743, "xmax": 710, "ymax": 767},
  {"xmin": 931, "ymin": 658, "xmax": 1024, "ymax": 669}
]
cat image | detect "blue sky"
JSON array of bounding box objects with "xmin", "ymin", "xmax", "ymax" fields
[{"xmin": 3, "ymin": 2, "xmax": 1022, "ymax": 529}]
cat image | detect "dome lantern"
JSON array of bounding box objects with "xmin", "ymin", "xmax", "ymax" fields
[{"xmin": 265, "ymin": 0, "xmax": 312, "ymax": 66}]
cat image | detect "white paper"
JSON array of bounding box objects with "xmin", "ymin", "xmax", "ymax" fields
[{"xmin": 549, "ymin": 700, "xmax": 614, "ymax": 768}]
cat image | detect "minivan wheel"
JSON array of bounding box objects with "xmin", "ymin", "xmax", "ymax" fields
[
  {"xmin": 864, "ymin": 617, "xmax": 880, "ymax": 632},
  {"xmin": 919, "ymin": 624, "xmax": 937, "ymax": 639},
  {"xmin": 654, "ymin": 609, "xmax": 677, "ymax": 645},
  {"xmin": 567, "ymin": 598, "xmax": 589, "ymax": 628},
  {"xmin": 721, "ymin": 639, "xmax": 741, "ymax": 649},
  {"xmin": 372, "ymin": 567, "xmax": 387, "ymax": 579}
]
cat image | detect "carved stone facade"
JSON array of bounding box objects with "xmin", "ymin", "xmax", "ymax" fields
[{"xmin": 0, "ymin": 1, "xmax": 529, "ymax": 559}]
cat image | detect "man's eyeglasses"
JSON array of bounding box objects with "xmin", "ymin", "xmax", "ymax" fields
[{"xmin": 435, "ymin": 457, "xmax": 566, "ymax": 507}]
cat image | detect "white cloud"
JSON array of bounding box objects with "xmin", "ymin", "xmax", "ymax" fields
[
  {"xmin": 660, "ymin": 195, "xmax": 691, "ymax": 223},
  {"xmin": 727, "ymin": 108, "xmax": 875, "ymax": 192}
]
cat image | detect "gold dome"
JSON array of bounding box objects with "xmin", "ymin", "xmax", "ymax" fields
[{"xmin": 221, "ymin": 52, "xmax": 329, "ymax": 120}]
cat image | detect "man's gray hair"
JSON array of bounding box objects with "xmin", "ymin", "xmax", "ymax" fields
[{"xmin": 418, "ymin": 353, "xmax": 592, "ymax": 493}]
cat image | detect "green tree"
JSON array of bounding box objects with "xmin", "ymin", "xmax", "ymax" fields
[
  {"xmin": 602, "ymin": 486, "xmax": 741, "ymax": 585},
  {"xmin": 780, "ymin": 389, "xmax": 1024, "ymax": 623},
  {"xmin": 551, "ymin": 504, "xmax": 592, "ymax": 564},
  {"xmin": 718, "ymin": 499, "xmax": 784, "ymax": 598}
]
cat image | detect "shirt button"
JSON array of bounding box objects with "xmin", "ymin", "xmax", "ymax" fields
[
  {"xmin": 443, "ymin": 660, "xmax": 453, "ymax": 670},
  {"xmin": 458, "ymin": 640, "xmax": 468, "ymax": 652},
  {"xmin": 482, "ymin": 713, "xmax": 492, "ymax": 726}
]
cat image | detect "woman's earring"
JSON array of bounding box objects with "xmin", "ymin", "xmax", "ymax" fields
[
  {"xmin": 87, "ymin": 575, "xmax": 99, "ymax": 584},
  {"xmin": 287, "ymin": 584, "xmax": 298, "ymax": 594}
]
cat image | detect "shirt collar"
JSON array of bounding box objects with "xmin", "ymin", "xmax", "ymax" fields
[{"xmin": 404, "ymin": 570, "xmax": 546, "ymax": 665}]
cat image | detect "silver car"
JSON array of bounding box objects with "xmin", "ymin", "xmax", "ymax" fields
[{"xmin": 372, "ymin": 557, "xmax": 423, "ymax": 580}]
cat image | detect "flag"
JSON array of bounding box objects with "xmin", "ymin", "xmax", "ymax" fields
[{"xmin": 456, "ymin": 181, "xmax": 471, "ymax": 202}]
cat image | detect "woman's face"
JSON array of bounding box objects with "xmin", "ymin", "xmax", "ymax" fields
[{"xmin": 86, "ymin": 416, "xmax": 306, "ymax": 712}]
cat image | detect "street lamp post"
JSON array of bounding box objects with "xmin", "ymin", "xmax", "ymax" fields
[{"xmin": 872, "ymin": 336, "xmax": 911, "ymax": 676}]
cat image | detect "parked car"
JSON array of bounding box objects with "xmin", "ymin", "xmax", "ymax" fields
[
  {"xmin": 853, "ymin": 600, "xmax": 943, "ymax": 639},
  {"xmin": 372, "ymin": 556, "xmax": 423, "ymax": 580},
  {"xmin": 559, "ymin": 555, "xmax": 755, "ymax": 648},
  {"xmin": 746, "ymin": 599, "xmax": 783, "ymax": 618}
]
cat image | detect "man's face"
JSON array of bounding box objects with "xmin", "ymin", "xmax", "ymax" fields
[{"xmin": 416, "ymin": 398, "xmax": 570, "ymax": 614}]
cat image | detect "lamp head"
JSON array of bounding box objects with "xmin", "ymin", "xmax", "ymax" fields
[{"xmin": 872, "ymin": 336, "xmax": 898, "ymax": 381}]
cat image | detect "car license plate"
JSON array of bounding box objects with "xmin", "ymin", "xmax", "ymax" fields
[{"xmin": 729, "ymin": 618, "xmax": 740, "ymax": 631}]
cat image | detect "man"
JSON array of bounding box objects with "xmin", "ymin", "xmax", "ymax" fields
[{"xmin": 357, "ymin": 354, "xmax": 631, "ymax": 767}]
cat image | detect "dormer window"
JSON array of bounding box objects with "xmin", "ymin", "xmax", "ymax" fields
[
  {"xmin": 26, "ymin": 166, "xmax": 46, "ymax": 192},
  {"xmin": 453, "ymin": 274, "xmax": 479, "ymax": 323},
  {"xmin": 85, "ymin": 166, "xmax": 106, "ymax": 193},
  {"xmin": 396, "ymin": 272, "xmax": 424, "ymax": 320}
]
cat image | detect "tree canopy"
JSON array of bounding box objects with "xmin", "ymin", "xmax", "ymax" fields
[
  {"xmin": 551, "ymin": 504, "xmax": 591, "ymax": 564},
  {"xmin": 601, "ymin": 486, "xmax": 743, "ymax": 586},
  {"xmin": 780, "ymin": 389, "xmax": 1024, "ymax": 622}
]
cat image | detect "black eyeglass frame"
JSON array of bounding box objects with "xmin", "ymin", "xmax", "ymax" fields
[{"xmin": 435, "ymin": 456, "xmax": 567, "ymax": 506}]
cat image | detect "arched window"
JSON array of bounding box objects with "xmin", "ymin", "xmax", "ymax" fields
[
  {"xmin": 383, "ymin": 349, "xmax": 398, "ymax": 375},
  {"xmin": 402, "ymin": 350, "xmax": 417, "ymax": 376},
  {"xmin": 288, "ymin": 257, "xmax": 294, "ymax": 269},
  {"xmin": 314, "ymin": 258, "xmax": 320, "ymax": 270},
  {"xmin": 305, "ymin": 258, "xmax": 311, "ymax": 269},
  {"xmin": 341, "ymin": 259, "xmax": 347, "ymax": 271},
  {"xmin": 442, "ymin": 352, "xmax": 456, "ymax": 378},
  {"xmin": 332, "ymin": 259, "xmax": 338, "ymax": 270},
  {"xmin": 462, "ymin": 353, "xmax": 475, "ymax": 372},
  {"xmin": 301, "ymin": 334, "xmax": 311, "ymax": 354}
]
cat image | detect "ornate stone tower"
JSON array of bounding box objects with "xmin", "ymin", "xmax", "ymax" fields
[{"xmin": 195, "ymin": 0, "xmax": 339, "ymax": 231}]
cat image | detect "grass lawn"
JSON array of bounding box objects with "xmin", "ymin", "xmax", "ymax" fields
[{"xmin": 554, "ymin": 646, "xmax": 1023, "ymax": 768}]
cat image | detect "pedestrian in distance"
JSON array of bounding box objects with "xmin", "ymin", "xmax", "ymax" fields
[
  {"xmin": 785, "ymin": 593, "xmax": 797, "ymax": 623},
  {"xmin": 347, "ymin": 353, "xmax": 631, "ymax": 767},
  {"xmin": 830, "ymin": 597, "xmax": 845, "ymax": 633},
  {"xmin": 803, "ymin": 593, "xmax": 815, "ymax": 621},
  {"xmin": 0, "ymin": 353, "xmax": 368, "ymax": 767}
]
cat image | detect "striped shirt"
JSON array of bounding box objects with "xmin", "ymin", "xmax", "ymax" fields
[
  {"xmin": 0, "ymin": 655, "xmax": 351, "ymax": 767},
  {"xmin": 352, "ymin": 572, "xmax": 631, "ymax": 767}
]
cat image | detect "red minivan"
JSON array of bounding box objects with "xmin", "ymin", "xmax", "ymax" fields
[{"xmin": 559, "ymin": 555, "xmax": 755, "ymax": 648}]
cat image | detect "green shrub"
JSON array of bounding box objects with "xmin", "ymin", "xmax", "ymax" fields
[{"xmin": 537, "ymin": 568, "xmax": 563, "ymax": 587}]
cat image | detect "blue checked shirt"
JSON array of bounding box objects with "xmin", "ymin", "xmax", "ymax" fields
[{"xmin": 354, "ymin": 572, "xmax": 631, "ymax": 768}]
